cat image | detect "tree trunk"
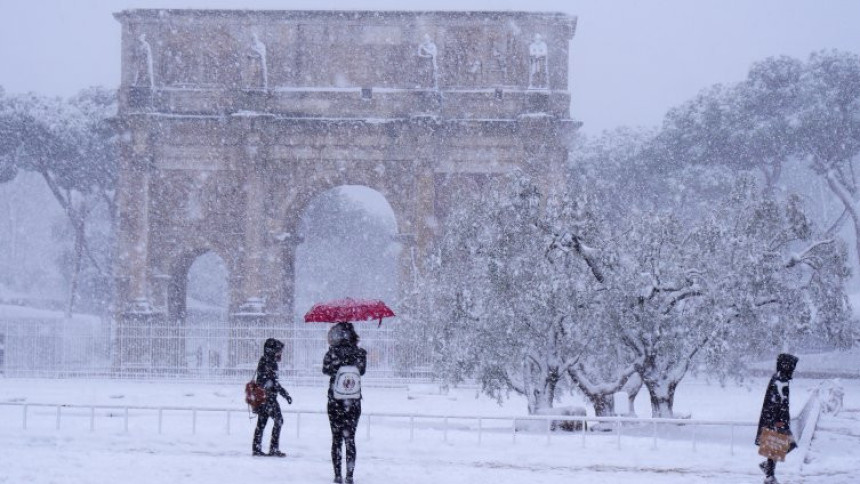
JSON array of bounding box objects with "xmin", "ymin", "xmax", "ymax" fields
[
  {"xmin": 623, "ymin": 373, "xmax": 643, "ymax": 416},
  {"xmin": 824, "ymin": 169, "xmax": 860, "ymax": 267},
  {"xmin": 568, "ymin": 362, "xmax": 639, "ymax": 417},
  {"xmin": 65, "ymin": 221, "xmax": 85, "ymax": 319},
  {"xmin": 589, "ymin": 393, "xmax": 616, "ymax": 417},
  {"xmin": 525, "ymin": 369, "xmax": 560, "ymax": 415},
  {"xmin": 644, "ymin": 379, "xmax": 677, "ymax": 418}
]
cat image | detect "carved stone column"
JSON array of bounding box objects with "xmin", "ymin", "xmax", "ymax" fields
[
  {"xmin": 229, "ymin": 129, "xmax": 274, "ymax": 370},
  {"xmin": 240, "ymin": 132, "xmax": 267, "ymax": 309},
  {"xmin": 413, "ymin": 169, "xmax": 437, "ymax": 262},
  {"xmin": 275, "ymin": 232, "xmax": 303, "ymax": 375},
  {"xmin": 120, "ymin": 128, "xmax": 153, "ymax": 308},
  {"xmin": 395, "ymin": 233, "xmax": 418, "ymax": 300},
  {"xmin": 276, "ymin": 233, "xmax": 303, "ymax": 323},
  {"xmin": 114, "ymin": 123, "xmax": 164, "ymax": 374}
]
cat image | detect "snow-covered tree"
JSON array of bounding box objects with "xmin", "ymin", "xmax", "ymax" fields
[
  {"xmin": 0, "ymin": 87, "xmax": 118, "ymax": 315},
  {"xmin": 427, "ymin": 172, "xmax": 605, "ymax": 414},
  {"xmin": 656, "ymin": 51, "xmax": 860, "ymax": 264},
  {"xmin": 796, "ymin": 51, "xmax": 860, "ymax": 260},
  {"xmin": 609, "ymin": 178, "xmax": 852, "ymax": 417},
  {"xmin": 656, "ymin": 56, "xmax": 804, "ymax": 192}
]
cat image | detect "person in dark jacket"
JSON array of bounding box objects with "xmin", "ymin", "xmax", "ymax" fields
[
  {"xmin": 323, "ymin": 322, "xmax": 367, "ymax": 484},
  {"xmin": 252, "ymin": 338, "xmax": 292, "ymax": 457},
  {"xmin": 755, "ymin": 353, "xmax": 798, "ymax": 484}
]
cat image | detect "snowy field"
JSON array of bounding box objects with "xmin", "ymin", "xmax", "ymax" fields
[{"xmin": 2, "ymin": 376, "xmax": 859, "ymax": 484}]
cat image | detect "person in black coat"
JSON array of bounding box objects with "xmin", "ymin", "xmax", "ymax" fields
[
  {"xmin": 252, "ymin": 338, "xmax": 292, "ymax": 457},
  {"xmin": 323, "ymin": 322, "xmax": 367, "ymax": 484},
  {"xmin": 755, "ymin": 353, "xmax": 798, "ymax": 484}
]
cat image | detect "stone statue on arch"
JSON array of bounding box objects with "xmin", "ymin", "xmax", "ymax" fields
[
  {"xmin": 417, "ymin": 33, "xmax": 439, "ymax": 89},
  {"xmin": 528, "ymin": 33, "xmax": 549, "ymax": 89}
]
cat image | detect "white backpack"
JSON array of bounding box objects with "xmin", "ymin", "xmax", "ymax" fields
[{"xmin": 332, "ymin": 365, "xmax": 361, "ymax": 400}]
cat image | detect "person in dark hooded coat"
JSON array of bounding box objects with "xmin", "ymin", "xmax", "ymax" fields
[
  {"xmin": 755, "ymin": 353, "xmax": 798, "ymax": 484},
  {"xmin": 252, "ymin": 338, "xmax": 292, "ymax": 457},
  {"xmin": 323, "ymin": 322, "xmax": 367, "ymax": 484}
]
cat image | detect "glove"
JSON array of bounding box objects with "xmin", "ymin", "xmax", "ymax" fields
[{"xmin": 285, "ymin": 394, "xmax": 293, "ymax": 405}]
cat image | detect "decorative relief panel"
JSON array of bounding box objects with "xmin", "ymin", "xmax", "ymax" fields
[{"xmin": 123, "ymin": 11, "xmax": 574, "ymax": 92}]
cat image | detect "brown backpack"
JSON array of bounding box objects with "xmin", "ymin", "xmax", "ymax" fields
[{"xmin": 245, "ymin": 380, "xmax": 266, "ymax": 410}]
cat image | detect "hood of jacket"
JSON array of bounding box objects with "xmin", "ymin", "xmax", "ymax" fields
[
  {"xmin": 263, "ymin": 338, "xmax": 285, "ymax": 359},
  {"xmin": 328, "ymin": 322, "xmax": 357, "ymax": 347},
  {"xmin": 776, "ymin": 353, "xmax": 798, "ymax": 380}
]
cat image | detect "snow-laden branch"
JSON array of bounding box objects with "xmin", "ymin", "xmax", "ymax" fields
[
  {"xmin": 824, "ymin": 208, "xmax": 849, "ymax": 238},
  {"xmin": 620, "ymin": 325, "xmax": 646, "ymax": 356},
  {"xmin": 824, "ymin": 168, "xmax": 860, "ymax": 223},
  {"xmin": 784, "ymin": 238, "xmax": 836, "ymax": 269},
  {"xmin": 547, "ymin": 232, "xmax": 605, "ymax": 282},
  {"xmin": 568, "ymin": 357, "xmax": 641, "ymax": 396},
  {"xmin": 661, "ymin": 284, "xmax": 703, "ymax": 314}
]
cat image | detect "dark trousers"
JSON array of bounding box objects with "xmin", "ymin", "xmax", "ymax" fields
[
  {"xmin": 328, "ymin": 399, "xmax": 361, "ymax": 479},
  {"xmin": 253, "ymin": 400, "xmax": 283, "ymax": 453},
  {"xmin": 764, "ymin": 458, "xmax": 776, "ymax": 477}
]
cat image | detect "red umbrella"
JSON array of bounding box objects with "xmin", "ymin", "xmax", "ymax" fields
[{"xmin": 304, "ymin": 298, "xmax": 395, "ymax": 326}]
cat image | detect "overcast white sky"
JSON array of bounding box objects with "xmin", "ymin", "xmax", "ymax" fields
[{"xmin": 1, "ymin": 0, "xmax": 858, "ymax": 134}]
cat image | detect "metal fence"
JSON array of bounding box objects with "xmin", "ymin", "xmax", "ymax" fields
[
  {"xmin": 0, "ymin": 401, "xmax": 762, "ymax": 454},
  {"xmin": 0, "ymin": 318, "xmax": 431, "ymax": 381},
  {"xmin": 0, "ymin": 391, "xmax": 824, "ymax": 459}
]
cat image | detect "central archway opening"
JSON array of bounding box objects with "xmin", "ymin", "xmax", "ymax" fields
[{"xmin": 292, "ymin": 185, "xmax": 399, "ymax": 377}]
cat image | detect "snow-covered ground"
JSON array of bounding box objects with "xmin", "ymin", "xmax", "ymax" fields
[
  {"xmin": 2, "ymin": 376, "xmax": 858, "ymax": 484},
  {"xmin": 805, "ymin": 408, "xmax": 860, "ymax": 482}
]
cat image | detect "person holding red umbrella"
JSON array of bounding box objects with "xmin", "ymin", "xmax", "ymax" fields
[
  {"xmin": 305, "ymin": 298, "xmax": 392, "ymax": 483},
  {"xmin": 323, "ymin": 322, "xmax": 367, "ymax": 484}
]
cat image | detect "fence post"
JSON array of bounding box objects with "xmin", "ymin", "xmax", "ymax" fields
[
  {"xmin": 192, "ymin": 409, "xmax": 197, "ymax": 435},
  {"xmin": 581, "ymin": 418, "xmax": 586, "ymax": 448},
  {"xmin": 409, "ymin": 416, "xmax": 414, "ymax": 442},
  {"xmin": 616, "ymin": 419, "xmax": 622, "ymax": 449},
  {"xmin": 226, "ymin": 410, "xmax": 231, "ymax": 435},
  {"xmin": 512, "ymin": 418, "xmax": 517, "ymax": 444},
  {"xmin": 652, "ymin": 420, "xmax": 658, "ymax": 449},
  {"xmin": 158, "ymin": 408, "xmax": 163, "ymax": 434},
  {"xmin": 90, "ymin": 406, "xmax": 95, "ymax": 432},
  {"xmin": 730, "ymin": 424, "xmax": 735, "ymax": 456},
  {"xmin": 56, "ymin": 405, "xmax": 61, "ymax": 430},
  {"xmin": 477, "ymin": 418, "xmax": 482, "ymax": 446},
  {"xmin": 22, "ymin": 404, "xmax": 28, "ymax": 430},
  {"xmin": 443, "ymin": 417, "xmax": 449, "ymax": 443},
  {"xmin": 296, "ymin": 412, "xmax": 301, "ymax": 438},
  {"xmin": 692, "ymin": 424, "xmax": 697, "ymax": 452},
  {"xmin": 124, "ymin": 407, "xmax": 129, "ymax": 433}
]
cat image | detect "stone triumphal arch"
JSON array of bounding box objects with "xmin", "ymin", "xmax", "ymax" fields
[{"xmin": 113, "ymin": 9, "xmax": 579, "ymax": 372}]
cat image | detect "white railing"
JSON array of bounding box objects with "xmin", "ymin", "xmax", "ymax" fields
[{"xmin": 0, "ymin": 401, "xmax": 760, "ymax": 454}]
